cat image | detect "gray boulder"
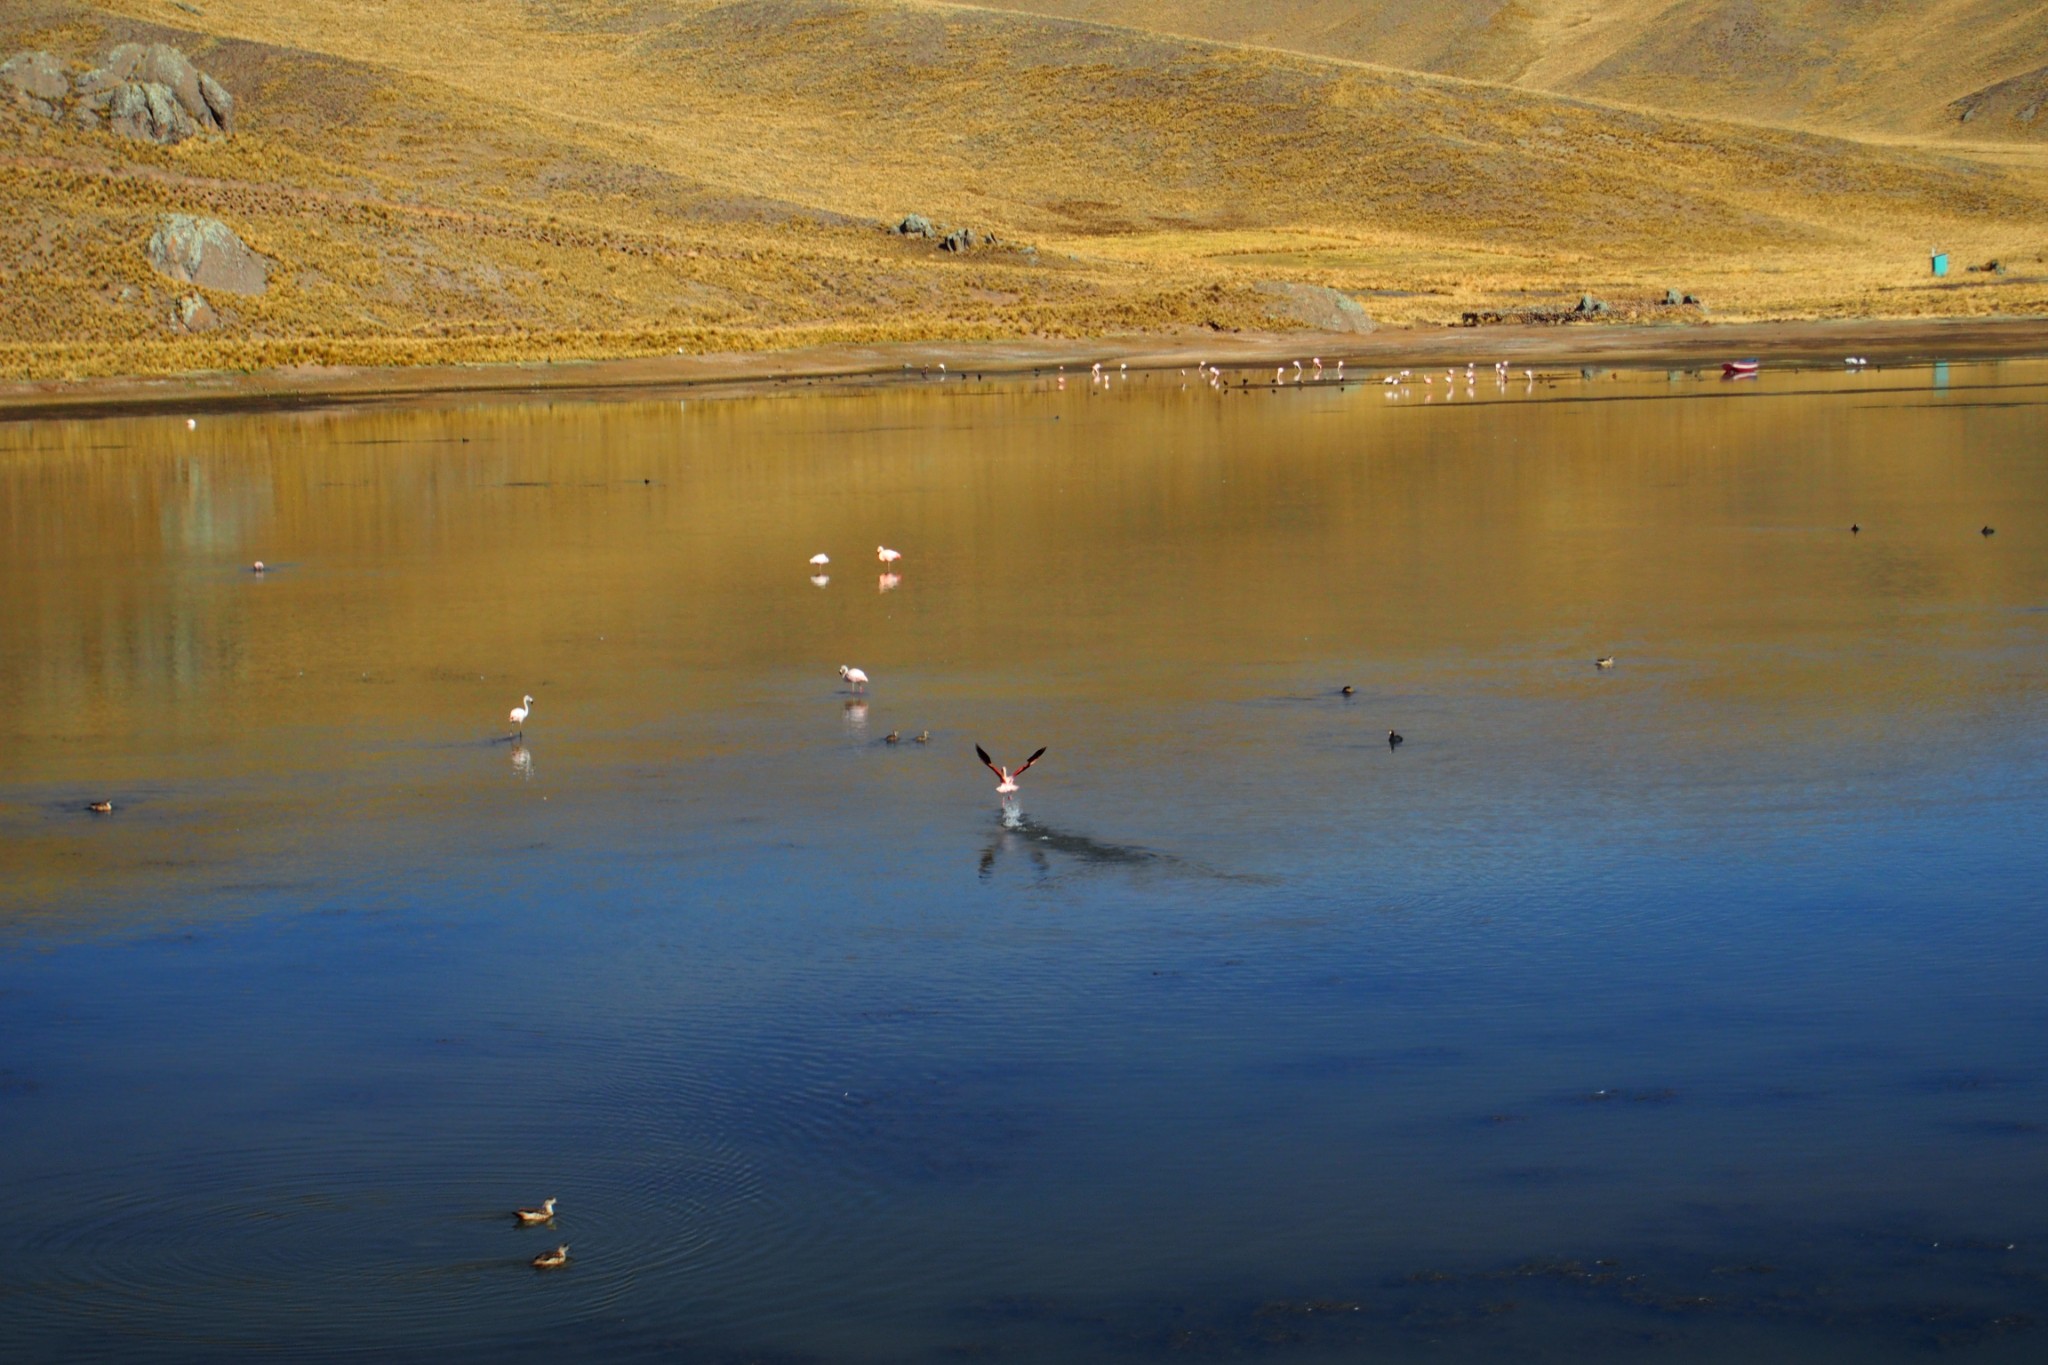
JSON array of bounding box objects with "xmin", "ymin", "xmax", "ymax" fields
[
  {"xmin": 106, "ymin": 82, "xmax": 198, "ymax": 143},
  {"xmin": 1256, "ymin": 281, "xmax": 1375, "ymax": 334},
  {"xmin": 76, "ymin": 43, "xmax": 143, "ymax": 102},
  {"xmin": 896, "ymin": 214, "xmax": 935, "ymax": 238},
  {"xmin": 198, "ymin": 71, "xmax": 233, "ymax": 132},
  {"xmin": 175, "ymin": 294, "xmax": 220, "ymax": 333},
  {"xmin": 1, "ymin": 50, "xmax": 69, "ymax": 118},
  {"xmin": 146, "ymin": 214, "xmax": 270, "ymax": 295},
  {"xmin": 1662, "ymin": 288, "xmax": 1682, "ymax": 306},
  {"xmin": 1575, "ymin": 293, "xmax": 1608, "ymax": 315},
  {"xmin": 939, "ymin": 228, "xmax": 977, "ymax": 252},
  {"xmin": 79, "ymin": 42, "xmax": 231, "ymax": 140}
]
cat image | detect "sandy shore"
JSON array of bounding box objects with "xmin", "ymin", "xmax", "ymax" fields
[{"xmin": 3, "ymin": 317, "xmax": 2045, "ymax": 421}]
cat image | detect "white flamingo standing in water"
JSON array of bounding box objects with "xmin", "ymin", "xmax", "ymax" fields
[
  {"xmin": 509, "ymin": 695, "xmax": 532, "ymax": 738},
  {"xmin": 877, "ymin": 546, "xmax": 902, "ymax": 567},
  {"xmin": 809, "ymin": 553, "xmax": 830, "ymax": 568},
  {"xmin": 976, "ymin": 745, "xmax": 1046, "ymax": 796},
  {"xmin": 839, "ymin": 665, "xmax": 869, "ymax": 692}
]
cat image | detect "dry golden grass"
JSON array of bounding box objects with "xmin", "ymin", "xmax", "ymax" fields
[
  {"xmin": 2, "ymin": 0, "xmax": 2045, "ymax": 380},
  {"xmin": 976, "ymin": 0, "xmax": 2048, "ymax": 141}
]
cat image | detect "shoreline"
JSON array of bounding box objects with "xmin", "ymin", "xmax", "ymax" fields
[{"xmin": 3, "ymin": 316, "xmax": 2046, "ymax": 422}]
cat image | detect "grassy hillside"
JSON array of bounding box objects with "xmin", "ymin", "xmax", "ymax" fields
[
  {"xmin": 2, "ymin": 0, "xmax": 2045, "ymax": 380},
  {"xmin": 980, "ymin": 1, "xmax": 2048, "ymax": 141}
]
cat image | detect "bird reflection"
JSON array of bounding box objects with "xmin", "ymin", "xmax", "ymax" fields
[
  {"xmin": 978, "ymin": 804, "xmax": 1161, "ymax": 882},
  {"xmin": 877, "ymin": 572, "xmax": 901, "ymax": 593},
  {"xmin": 843, "ymin": 698, "xmax": 869, "ymax": 732},
  {"xmin": 510, "ymin": 743, "xmax": 535, "ymax": 780},
  {"xmin": 810, "ymin": 574, "xmax": 831, "ymax": 588}
]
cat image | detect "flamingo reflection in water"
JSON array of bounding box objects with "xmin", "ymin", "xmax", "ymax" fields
[{"xmin": 510, "ymin": 743, "xmax": 535, "ymax": 780}]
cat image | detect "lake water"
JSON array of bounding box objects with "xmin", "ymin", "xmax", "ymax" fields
[{"xmin": 3, "ymin": 359, "xmax": 2046, "ymax": 1362}]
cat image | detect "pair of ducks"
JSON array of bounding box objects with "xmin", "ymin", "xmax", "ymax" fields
[
  {"xmin": 515, "ymin": 1198, "xmax": 568, "ymax": 1270},
  {"xmin": 1336, "ymin": 688, "xmax": 1405, "ymax": 747},
  {"xmin": 884, "ymin": 730, "xmax": 931, "ymax": 745}
]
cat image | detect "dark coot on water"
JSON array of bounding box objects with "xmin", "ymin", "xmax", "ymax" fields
[{"xmin": 1388, "ymin": 729, "xmax": 1404, "ymax": 748}]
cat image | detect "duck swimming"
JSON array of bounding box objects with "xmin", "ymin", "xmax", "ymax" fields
[
  {"xmin": 1595, "ymin": 656, "xmax": 1615, "ymax": 669},
  {"xmin": 1340, "ymin": 685, "xmax": 1355, "ymax": 696},
  {"xmin": 914, "ymin": 730, "xmax": 931, "ymax": 744},
  {"xmin": 884, "ymin": 730, "xmax": 901, "ymax": 744},
  {"xmin": 515, "ymin": 1197, "xmax": 556, "ymax": 1225},
  {"xmin": 531, "ymin": 1244, "xmax": 569, "ymax": 1270},
  {"xmin": 87, "ymin": 800, "xmax": 114, "ymax": 814}
]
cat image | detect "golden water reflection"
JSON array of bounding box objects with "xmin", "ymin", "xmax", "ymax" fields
[{"xmin": 2, "ymin": 361, "xmax": 2044, "ymax": 921}]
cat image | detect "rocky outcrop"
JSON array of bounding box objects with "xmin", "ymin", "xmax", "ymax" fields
[
  {"xmin": 75, "ymin": 43, "xmax": 234, "ymax": 143},
  {"xmin": 894, "ymin": 214, "xmax": 1000, "ymax": 253},
  {"xmin": 1, "ymin": 51, "xmax": 68, "ymax": 118},
  {"xmin": 107, "ymin": 80, "xmax": 199, "ymax": 143},
  {"xmin": 1256, "ymin": 282, "xmax": 1374, "ymax": 334},
  {"xmin": 1946, "ymin": 63, "xmax": 2048, "ymax": 136},
  {"xmin": 1462, "ymin": 292, "xmax": 1706, "ymax": 326},
  {"xmin": 146, "ymin": 215, "xmax": 270, "ymax": 295},
  {"xmin": 174, "ymin": 294, "xmax": 220, "ymax": 333}
]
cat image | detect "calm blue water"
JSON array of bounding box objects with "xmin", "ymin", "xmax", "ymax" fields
[{"xmin": 3, "ymin": 360, "xmax": 2047, "ymax": 1361}]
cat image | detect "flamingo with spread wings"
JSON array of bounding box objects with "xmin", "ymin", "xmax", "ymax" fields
[{"xmin": 976, "ymin": 744, "xmax": 1046, "ymax": 795}]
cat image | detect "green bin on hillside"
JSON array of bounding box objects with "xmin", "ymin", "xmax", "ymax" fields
[{"xmin": 1931, "ymin": 252, "xmax": 1950, "ymax": 277}]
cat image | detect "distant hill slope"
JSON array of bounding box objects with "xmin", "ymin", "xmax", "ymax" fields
[
  {"xmin": 978, "ymin": 0, "xmax": 2048, "ymax": 140},
  {"xmin": 3, "ymin": 0, "xmax": 2045, "ymax": 378},
  {"xmin": 64, "ymin": 0, "xmax": 2044, "ymax": 240}
]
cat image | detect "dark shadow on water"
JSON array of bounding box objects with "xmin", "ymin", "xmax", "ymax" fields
[
  {"xmin": 976, "ymin": 805, "xmax": 1268, "ymax": 886},
  {"xmin": 978, "ymin": 806, "xmax": 1158, "ymax": 882}
]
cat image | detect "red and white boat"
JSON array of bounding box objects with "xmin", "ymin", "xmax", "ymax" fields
[{"xmin": 1721, "ymin": 358, "xmax": 1760, "ymax": 378}]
